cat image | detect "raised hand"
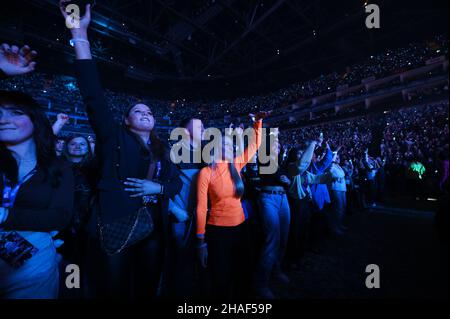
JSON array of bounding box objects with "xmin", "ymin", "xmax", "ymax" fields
[
  {"xmin": 0, "ymin": 44, "xmax": 37, "ymax": 77},
  {"xmin": 249, "ymin": 110, "xmax": 271, "ymax": 121},
  {"xmin": 315, "ymin": 134, "xmax": 324, "ymax": 146},
  {"xmin": 249, "ymin": 111, "xmax": 272, "ymax": 121},
  {"xmin": 56, "ymin": 113, "xmax": 70, "ymax": 124},
  {"xmin": 60, "ymin": 0, "xmax": 92, "ymax": 37},
  {"xmin": 52, "ymin": 113, "xmax": 70, "ymax": 135}
]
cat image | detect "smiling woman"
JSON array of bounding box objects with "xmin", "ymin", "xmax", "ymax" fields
[
  {"xmin": 60, "ymin": 3, "xmax": 182, "ymax": 298},
  {"xmin": 0, "ymin": 89, "xmax": 74, "ymax": 299}
]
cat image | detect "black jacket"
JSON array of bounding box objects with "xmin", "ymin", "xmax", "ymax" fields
[
  {"xmin": 1, "ymin": 160, "xmax": 74, "ymax": 232},
  {"xmin": 74, "ymin": 59, "xmax": 182, "ymax": 237}
]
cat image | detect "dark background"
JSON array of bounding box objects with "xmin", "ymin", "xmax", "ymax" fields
[{"xmin": 0, "ymin": 0, "xmax": 448, "ymax": 100}]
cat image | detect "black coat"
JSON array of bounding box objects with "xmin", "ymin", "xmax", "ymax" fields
[
  {"xmin": 1, "ymin": 160, "xmax": 74, "ymax": 232},
  {"xmin": 74, "ymin": 60, "xmax": 182, "ymax": 239}
]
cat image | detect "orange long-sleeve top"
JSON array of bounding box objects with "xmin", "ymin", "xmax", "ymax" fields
[{"xmin": 196, "ymin": 120, "xmax": 263, "ymax": 237}]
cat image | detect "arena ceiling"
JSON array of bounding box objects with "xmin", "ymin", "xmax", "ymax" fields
[{"xmin": 0, "ymin": 0, "xmax": 448, "ymax": 99}]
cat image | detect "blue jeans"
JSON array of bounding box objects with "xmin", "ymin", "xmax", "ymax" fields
[{"xmin": 255, "ymin": 192, "xmax": 291, "ymax": 288}]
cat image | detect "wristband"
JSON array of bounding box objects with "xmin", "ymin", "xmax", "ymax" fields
[{"xmin": 70, "ymin": 39, "xmax": 90, "ymax": 47}]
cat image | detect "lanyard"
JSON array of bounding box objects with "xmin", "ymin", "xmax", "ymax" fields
[
  {"xmin": 2, "ymin": 167, "xmax": 37, "ymax": 208},
  {"xmin": 155, "ymin": 161, "xmax": 161, "ymax": 180}
]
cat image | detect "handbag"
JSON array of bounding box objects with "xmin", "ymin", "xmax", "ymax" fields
[
  {"xmin": 97, "ymin": 162, "xmax": 158, "ymax": 256},
  {"xmin": 98, "ymin": 206, "xmax": 154, "ymax": 255}
]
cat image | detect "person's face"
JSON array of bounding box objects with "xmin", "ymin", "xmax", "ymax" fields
[
  {"xmin": 270, "ymin": 139, "xmax": 281, "ymax": 157},
  {"xmin": 87, "ymin": 135, "xmax": 95, "ymax": 143},
  {"xmin": 67, "ymin": 137, "xmax": 89, "ymax": 157},
  {"xmin": 223, "ymin": 135, "xmax": 234, "ymax": 161},
  {"xmin": 0, "ymin": 105, "xmax": 34, "ymax": 146},
  {"xmin": 187, "ymin": 119, "xmax": 204, "ymax": 143},
  {"xmin": 55, "ymin": 139, "xmax": 65, "ymax": 153},
  {"xmin": 125, "ymin": 104, "xmax": 155, "ymax": 132}
]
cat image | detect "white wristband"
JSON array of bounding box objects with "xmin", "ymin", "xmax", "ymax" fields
[{"xmin": 70, "ymin": 39, "xmax": 90, "ymax": 47}]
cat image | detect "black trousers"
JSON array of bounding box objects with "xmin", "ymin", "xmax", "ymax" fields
[
  {"xmin": 205, "ymin": 221, "xmax": 251, "ymax": 299},
  {"xmin": 286, "ymin": 196, "xmax": 312, "ymax": 264},
  {"xmin": 83, "ymin": 226, "xmax": 164, "ymax": 299}
]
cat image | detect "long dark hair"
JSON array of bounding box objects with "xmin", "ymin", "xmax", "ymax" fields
[
  {"xmin": 210, "ymin": 134, "xmax": 245, "ymax": 198},
  {"xmin": 229, "ymin": 162, "xmax": 245, "ymax": 197},
  {"xmin": 123, "ymin": 102, "xmax": 166, "ymax": 160},
  {"xmin": 0, "ymin": 90, "xmax": 61, "ymax": 186}
]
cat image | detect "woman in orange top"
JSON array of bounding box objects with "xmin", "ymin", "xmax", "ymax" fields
[{"xmin": 196, "ymin": 111, "xmax": 269, "ymax": 299}]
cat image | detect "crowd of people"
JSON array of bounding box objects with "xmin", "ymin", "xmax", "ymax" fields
[
  {"xmin": 0, "ymin": 3, "xmax": 448, "ymax": 300},
  {"xmin": 280, "ymin": 101, "xmax": 449, "ymax": 204},
  {"xmin": 0, "ymin": 34, "xmax": 447, "ymax": 124}
]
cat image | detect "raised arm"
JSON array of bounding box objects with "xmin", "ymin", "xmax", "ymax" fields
[
  {"xmin": 235, "ymin": 111, "xmax": 270, "ymax": 171},
  {"xmin": 292, "ymin": 134, "xmax": 324, "ymax": 175},
  {"xmin": 52, "ymin": 113, "xmax": 70, "ymax": 136},
  {"xmin": 60, "ymin": 1, "xmax": 116, "ymax": 142},
  {"xmin": 363, "ymin": 149, "xmax": 370, "ymax": 167},
  {"xmin": 60, "ymin": 1, "xmax": 92, "ymax": 60},
  {"xmin": 315, "ymin": 143, "xmax": 333, "ymax": 173}
]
